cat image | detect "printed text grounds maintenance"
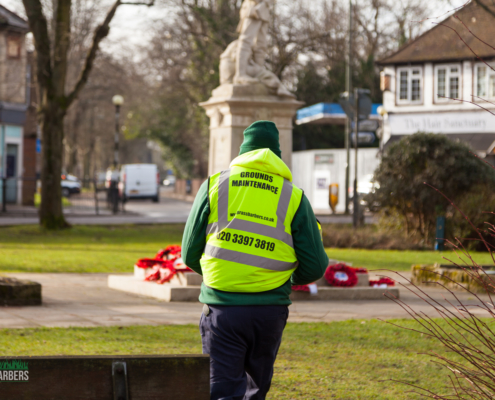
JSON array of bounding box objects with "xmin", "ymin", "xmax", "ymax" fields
[{"xmin": 231, "ymin": 172, "xmax": 279, "ymax": 195}]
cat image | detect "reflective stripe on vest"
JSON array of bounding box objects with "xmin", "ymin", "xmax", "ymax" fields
[
  {"xmin": 201, "ymin": 165, "xmax": 303, "ymax": 293},
  {"xmin": 204, "ymin": 244, "xmax": 297, "ymax": 272},
  {"xmin": 206, "ymin": 169, "xmax": 294, "ymax": 247}
]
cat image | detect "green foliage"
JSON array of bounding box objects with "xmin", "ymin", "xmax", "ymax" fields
[
  {"xmin": 447, "ymin": 184, "xmax": 495, "ymax": 250},
  {"xmin": 325, "ymin": 247, "xmax": 494, "ymax": 272},
  {"xmin": 0, "ymin": 320, "xmax": 464, "ymax": 399},
  {"xmin": 293, "ymin": 62, "xmax": 346, "ymax": 151},
  {"xmin": 354, "ymin": 54, "xmax": 382, "ymax": 104},
  {"xmin": 368, "ymin": 133, "xmax": 495, "ymax": 245},
  {"xmin": 292, "ymin": 58, "xmax": 382, "ymax": 151},
  {"xmin": 322, "ymin": 223, "xmax": 424, "ymax": 250}
]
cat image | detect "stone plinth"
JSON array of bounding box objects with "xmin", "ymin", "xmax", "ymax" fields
[
  {"xmin": 0, "ymin": 277, "xmax": 42, "ymax": 306},
  {"xmin": 200, "ymin": 83, "xmax": 304, "ymax": 175},
  {"xmin": 108, "ymin": 275, "xmax": 201, "ymax": 302},
  {"xmin": 109, "ymin": 272, "xmax": 398, "ymax": 303}
]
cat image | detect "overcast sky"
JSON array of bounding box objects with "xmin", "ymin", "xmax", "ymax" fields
[
  {"xmin": 0, "ymin": 0, "xmax": 470, "ymax": 54},
  {"xmin": 0, "ymin": 0, "xmax": 166, "ymax": 51}
]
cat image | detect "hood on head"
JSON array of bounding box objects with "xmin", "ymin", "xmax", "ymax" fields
[{"xmin": 230, "ymin": 149, "xmax": 292, "ymax": 182}]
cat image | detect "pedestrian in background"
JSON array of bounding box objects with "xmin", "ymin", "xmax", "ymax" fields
[{"xmin": 182, "ymin": 120, "xmax": 329, "ymax": 400}]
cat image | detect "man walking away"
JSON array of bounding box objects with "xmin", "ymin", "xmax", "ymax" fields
[{"xmin": 182, "ymin": 121, "xmax": 329, "ymax": 400}]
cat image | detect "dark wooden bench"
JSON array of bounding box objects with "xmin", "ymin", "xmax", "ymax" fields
[{"xmin": 0, "ymin": 355, "xmax": 210, "ymax": 399}]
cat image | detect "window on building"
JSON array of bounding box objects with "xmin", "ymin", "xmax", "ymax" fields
[
  {"xmin": 434, "ymin": 64, "xmax": 461, "ymax": 102},
  {"xmin": 396, "ymin": 67, "xmax": 422, "ymax": 104},
  {"xmin": 6, "ymin": 35, "xmax": 21, "ymax": 59},
  {"xmin": 475, "ymin": 64, "xmax": 495, "ymax": 99}
]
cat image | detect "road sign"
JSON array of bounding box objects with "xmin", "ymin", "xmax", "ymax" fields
[
  {"xmin": 358, "ymin": 119, "xmax": 379, "ymax": 131},
  {"xmin": 339, "ymin": 89, "xmax": 372, "ymax": 122},
  {"xmin": 356, "ymin": 89, "xmax": 372, "ymax": 120},
  {"xmin": 351, "ymin": 120, "xmax": 379, "ymax": 132},
  {"xmin": 351, "ymin": 132, "xmax": 376, "ymax": 146},
  {"xmin": 339, "ymin": 92, "xmax": 354, "ymax": 120}
]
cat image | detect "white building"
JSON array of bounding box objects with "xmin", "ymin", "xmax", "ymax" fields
[
  {"xmin": 292, "ymin": 148, "xmax": 380, "ymax": 213},
  {"xmin": 378, "ymin": 1, "xmax": 495, "ymax": 160}
]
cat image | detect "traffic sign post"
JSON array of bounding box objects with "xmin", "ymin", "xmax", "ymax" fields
[
  {"xmin": 340, "ymin": 88, "xmax": 372, "ymax": 228},
  {"xmin": 353, "ymin": 89, "xmax": 359, "ymax": 228}
]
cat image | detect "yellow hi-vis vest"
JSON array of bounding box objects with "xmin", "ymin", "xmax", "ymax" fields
[{"xmin": 200, "ymin": 149, "xmax": 304, "ymax": 293}]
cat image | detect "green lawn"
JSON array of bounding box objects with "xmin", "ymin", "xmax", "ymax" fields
[
  {"xmin": 0, "ymin": 224, "xmax": 184, "ymax": 273},
  {"xmin": 0, "ymin": 320, "xmax": 455, "ymax": 399},
  {"xmin": 325, "ymin": 248, "xmax": 494, "ymax": 272},
  {"xmin": 0, "ymin": 224, "xmax": 492, "ymax": 273}
]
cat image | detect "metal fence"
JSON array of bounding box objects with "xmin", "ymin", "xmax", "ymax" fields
[{"xmin": 0, "ymin": 177, "xmax": 124, "ymax": 215}]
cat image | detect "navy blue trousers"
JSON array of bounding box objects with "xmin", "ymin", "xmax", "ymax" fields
[{"xmin": 200, "ymin": 305, "xmax": 289, "ymax": 400}]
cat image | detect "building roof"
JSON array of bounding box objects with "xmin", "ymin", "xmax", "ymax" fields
[
  {"xmin": 0, "ymin": 5, "xmax": 28, "ymax": 32},
  {"xmin": 296, "ymin": 102, "xmax": 382, "ymax": 125},
  {"xmin": 378, "ymin": 1, "xmax": 495, "ymax": 65}
]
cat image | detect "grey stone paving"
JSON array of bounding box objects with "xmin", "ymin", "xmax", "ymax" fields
[
  {"xmin": 1, "ymin": 272, "xmax": 491, "ymax": 329},
  {"xmin": 0, "ymin": 189, "xmax": 193, "ymax": 226}
]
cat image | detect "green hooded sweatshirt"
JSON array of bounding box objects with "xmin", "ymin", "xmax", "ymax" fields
[{"xmin": 181, "ymin": 150, "xmax": 329, "ymax": 306}]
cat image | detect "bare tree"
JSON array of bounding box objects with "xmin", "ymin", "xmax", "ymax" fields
[
  {"xmin": 64, "ymin": 53, "xmax": 146, "ymax": 181},
  {"xmin": 22, "ymin": 0, "xmax": 154, "ymax": 229},
  {"xmin": 127, "ymin": 0, "xmax": 241, "ymax": 179}
]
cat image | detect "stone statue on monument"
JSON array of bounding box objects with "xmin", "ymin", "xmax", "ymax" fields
[
  {"xmin": 200, "ymin": 0, "xmax": 303, "ymax": 175},
  {"xmin": 220, "ymin": 40, "xmax": 295, "ymax": 98},
  {"xmin": 219, "ymin": 0, "xmax": 294, "ymax": 98},
  {"xmin": 234, "ymin": 0, "xmax": 271, "ymax": 84}
]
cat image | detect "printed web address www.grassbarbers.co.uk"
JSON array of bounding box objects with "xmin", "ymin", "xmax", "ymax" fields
[{"xmin": 231, "ymin": 211, "xmax": 274, "ymax": 222}]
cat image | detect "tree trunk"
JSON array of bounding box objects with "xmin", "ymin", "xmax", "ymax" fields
[
  {"xmin": 22, "ymin": 0, "xmax": 153, "ymax": 229},
  {"xmin": 39, "ymin": 106, "xmax": 69, "ymax": 229}
]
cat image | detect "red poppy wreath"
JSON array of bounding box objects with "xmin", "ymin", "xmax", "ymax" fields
[
  {"xmin": 137, "ymin": 245, "xmax": 192, "ymax": 284},
  {"xmin": 324, "ymin": 263, "xmax": 358, "ymax": 287}
]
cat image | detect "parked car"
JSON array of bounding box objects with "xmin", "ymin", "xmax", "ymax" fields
[
  {"xmin": 119, "ymin": 164, "xmax": 160, "ymax": 203},
  {"xmin": 61, "ymin": 174, "xmax": 81, "ymax": 197},
  {"xmin": 162, "ymin": 175, "xmax": 176, "ymax": 186}
]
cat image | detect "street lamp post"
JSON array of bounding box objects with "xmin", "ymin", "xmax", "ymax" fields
[
  {"xmin": 110, "ymin": 95, "xmax": 124, "ymax": 214},
  {"xmin": 345, "ymin": 0, "xmax": 353, "ymax": 215},
  {"xmin": 112, "ymin": 95, "xmax": 124, "ymax": 168},
  {"xmin": 353, "ymin": 88, "xmax": 359, "ymax": 229}
]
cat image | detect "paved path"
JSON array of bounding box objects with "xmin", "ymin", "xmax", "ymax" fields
[
  {"xmin": 1, "ymin": 273, "xmax": 491, "ymax": 329},
  {"xmin": 0, "ymin": 188, "xmax": 376, "ymax": 226},
  {"xmin": 0, "ymin": 195, "xmax": 193, "ymax": 226}
]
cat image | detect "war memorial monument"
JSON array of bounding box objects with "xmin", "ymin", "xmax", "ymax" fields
[{"xmin": 200, "ymin": 0, "xmax": 303, "ymax": 174}]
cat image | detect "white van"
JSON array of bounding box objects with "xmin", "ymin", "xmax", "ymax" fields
[{"xmin": 119, "ymin": 164, "xmax": 160, "ymax": 203}]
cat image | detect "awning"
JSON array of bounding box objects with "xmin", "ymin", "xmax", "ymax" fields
[{"xmin": 296, "ymin": 102, "xmax": 383, "ymax": 126}]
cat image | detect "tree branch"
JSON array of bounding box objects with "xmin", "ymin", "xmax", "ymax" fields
[
  {"xmin": 53, "ymin": 0, "xmax": 72, "ymax": 99},
  {"xmin": 66, "ymin": 0, "xmax": 154, "ymax": 107},
  {"xmin": 66, "ymin": 0, "xmax": 120, "ymax": 107},
  {"xmin": 22, "ymin": 0, "xmax": 52, "ymax": 93}
]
